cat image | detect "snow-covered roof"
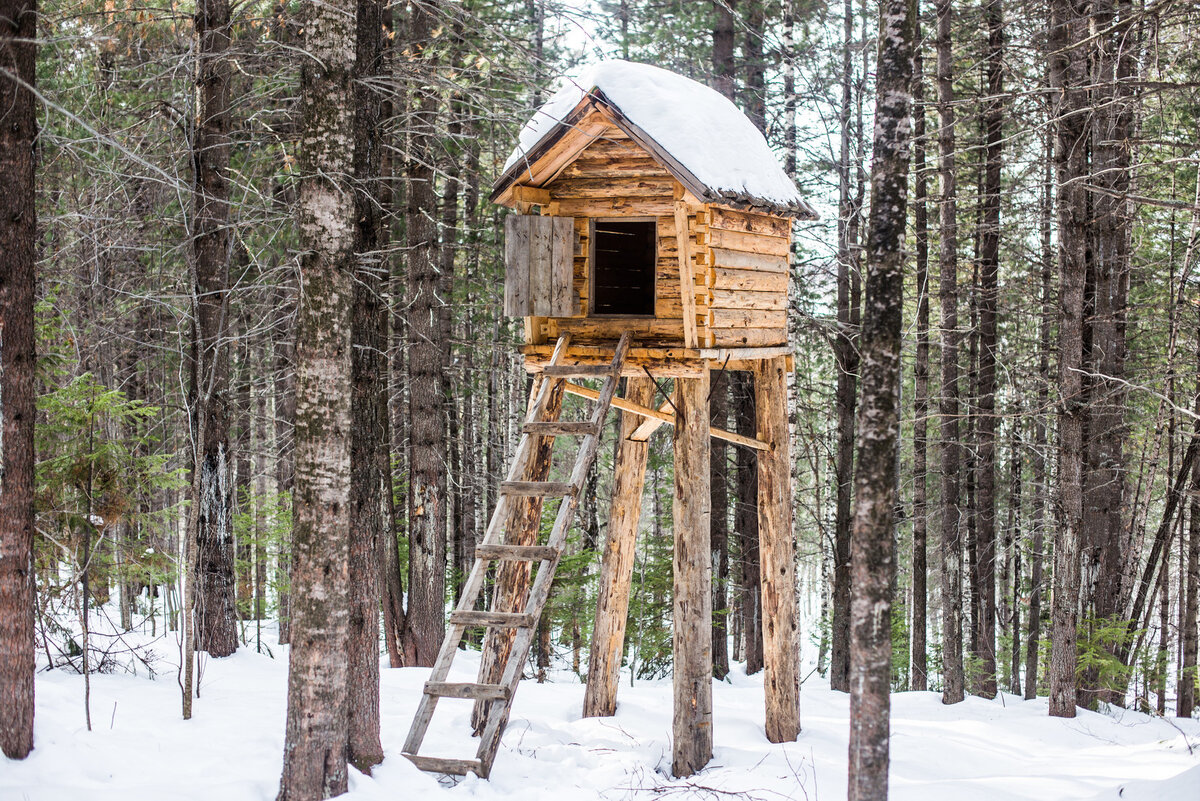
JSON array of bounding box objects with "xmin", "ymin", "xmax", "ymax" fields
[{"xmin": 493, "ymin": 60, "xmax": 818, "ymax": 219}]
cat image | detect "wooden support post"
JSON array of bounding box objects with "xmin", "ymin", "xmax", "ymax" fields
[
  {"xmin": 754, "ymin": 355, "xmax": 801, "ymax": 742},
  {"xmin": 583, "ymin": 377, "xmax": 656, "ymax": 718},
  {"xmin": 472, "ymin": 379, "xmax": 564, "ymax": 732},
  {"xmin": 672, "ymin": 374, "xmax": 713, "ymax": 777}
]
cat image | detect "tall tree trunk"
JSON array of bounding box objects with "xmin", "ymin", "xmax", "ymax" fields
[
  {"xmin": 935, "ymin": 0, "xmax": 965, "ymax": 706},
  {"xmin": 974, "ymin": 0, "xmax": 1004, "ymax": 700},
  {"xmin": 0, "ymin": 0, "xmax": 36, "ymax": 756},
  {"xmin": 273, "ymin": 278, "xmax": 296, "ymax": 646},
  {"xmin": 710, "ymin": 0, "xmax": 735, "ymax": 682},
  {"xmin": 190, "ymin": 0, "xmax": 238, "ymax": 660},
  {"xmin": 910, "ymin": 15, "xmax": 930, "ymax": 694},
  {"xmin": 1025, "ymin": 124, "xmax": 1053, "ymax": 701},
  {"xmin": 1181, "ymin": 322, "xmax": 1200, "ymax": 718},
  {"xmin": 276, "ymin": 0, "xmax": 356, "ymax": 787},
  {"xmin": 1078, "ymin": 0, "xmax": 1133, "ymax": 710},
  {"xmin": 832, "ymin": 0, "xmax": 863, "ymax": 693},
  {"xmin": 402, "ymin": 0, "xmax": 446, "ymax": 667},
  {"xmin": 711, "ymin": 0, "xmax": 735, "ymax": 101},
  {"xmin": 1007, "ymin": 425, "xmax": 1023, "ymax": 695},
  {"xmin": 848, "ymin": 0, "xmax": 914, "ymax": 793},
  {"xmin": 346, "ymin": 0, "xmax": 386, "ymax": 769},
  {"xmin": 1048, "ymin": 0, "xmax": 1089, "ymax": 719},
  {"xmin": 236, "ymin": 334, "xmax": 253, "ymax": 622}
]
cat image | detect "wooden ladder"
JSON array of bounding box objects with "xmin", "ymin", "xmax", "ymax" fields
[{"xmin": 402, "ymin": 331, "xmax": 632, "ymax": 779}]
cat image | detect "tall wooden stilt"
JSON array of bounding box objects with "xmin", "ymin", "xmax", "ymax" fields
[
  {"xmin": 584, "ymin": 377, "xmax": 656, "ymax": 718},
  {"xmin": 672, "ymin": 374, "xmax": 713, "ymax": 778},
  {"xmin": 755, "ymin": 355, "xmax": 801, "ymax": 742}
]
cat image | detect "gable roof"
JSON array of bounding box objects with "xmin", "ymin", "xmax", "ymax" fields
[{"xmin": 491, "ymin": 60, "xmax": 819, "ymax": 220}]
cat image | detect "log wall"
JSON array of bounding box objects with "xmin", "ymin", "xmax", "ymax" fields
[{"xmin": 519, "ymin": 125, "xmax": 792, "ymax": 352}]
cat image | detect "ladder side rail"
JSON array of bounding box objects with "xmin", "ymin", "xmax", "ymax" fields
[{"xmin": 475, "ymin": 335, "xmax": 632, "ymax": 773}]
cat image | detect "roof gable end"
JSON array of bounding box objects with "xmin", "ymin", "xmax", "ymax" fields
[{"xmin": 492, "ymin": 61, "xmax": 818, "ymax": 220}]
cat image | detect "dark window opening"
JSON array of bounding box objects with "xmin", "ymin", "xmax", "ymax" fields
[{"xmin": 591, "ymin": 219, "xmax": 656, "ymax": 316}]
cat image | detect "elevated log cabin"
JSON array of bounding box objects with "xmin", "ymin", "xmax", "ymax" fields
[
  {"xmin": 400, "ymin": 61, "xmax": 817, "ymax": 782},
  {"xmin": 492, "ymin": 60, "xmax": 818, "ymax": 377}
]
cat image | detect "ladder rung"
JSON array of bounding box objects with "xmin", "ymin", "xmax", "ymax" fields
[
  {"xmin": 500, "ymin": 481, "xmax": 576, "ymax": 497},
  {"xmin": 403, "ymin": 754, "xmax": 483, "ymax": 776},
  {"xmin": 541, "ymin": 364, "xmax": 614, "ymax": 378},
  {"xmin": 449, "ymin": 610, "xmax": 536, "ymax": 628},
  {"xmin": 476, "ymin": 543, "xmax": 559, "ymax": 561},
  {"xmin": 522, "ymin": 420, "xmax": 599, "ymax": 436},
  {"xmin": 424, "ymin": 681, "xmax": 511, "ymax": 701}
]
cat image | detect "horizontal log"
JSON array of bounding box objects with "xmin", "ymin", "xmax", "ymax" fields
[
  {"xmin": 578, "ymin": 136, "xmax": 642, "ymax": 159},
  {"xmin": 476, "ymin": 544, "xmax": 561, "ymax": 561},
  {"xmin": 499, "ymin": 480, "xmax": 577, "ymax": 497},
  {"xmin": 706, "ymin": 246, "xmax": 789, "ymax": 272},
  {"xmin": 563, "ymin": 383, "xmax": 768, "ymax": 451},
  {"xmin": 511, "ymin": 186, "xmax": 551, "ymax": 206},
  {"xmin": 552, "ymin": 197, "xmax": 678, "ymax": 217},
  {"xmin": 424, "ymin": 682, "xmax": 511, "ymax": 701},
  {"xmin": 403, "ymin": 754, "xmax": 484, "ymax": 776},
  {"xmin": 698, "ymin": 345, "xmax": 793, "ymax": 360},
  {"xmin": 709, "ymin": 206, "xmax": 792, "ymax": 238},
  {"xmin": 709, "ymin": 288, "xmax": 788, "ymax": 311},
  {"xmin": 562, "ymin": 157, "xmax": 669, "ymax": 179},
  {"xmin": 711, "ymin": 266, "xmax": 789, "ymax": 292},
  {"xmin": 708, "ymin": 308, "xmax": 787, "ymax": 329},
  {"xmin": 697, "ymin": 227, "xmax": 790, "ymax": 256},
  {"xmin": 708, "ymin": 327, "xmax": 788, "ymax": 348},
  {"xmin": 522, "ymin": 420, "xmax": 600, "ymax": 436},
  {"xmin": 549, "ymin": 175, "xmax": 676, "ymax": 199},
  {"xmin": 541, "ymin": 364, "xmax": 614, "ymax": 378},
  {"xmin": 449, "ymin": 610, "xmax": 537, "ymax": 628}
]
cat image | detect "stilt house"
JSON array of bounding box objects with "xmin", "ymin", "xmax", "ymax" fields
[{"xmin": 402, "ymin": 60, "xmax": 815, "ymax": 782}]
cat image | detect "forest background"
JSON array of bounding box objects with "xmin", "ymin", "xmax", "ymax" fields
[{"xmin": 2, "ymin": 0, "xmax": 1200, "ymax": 776}]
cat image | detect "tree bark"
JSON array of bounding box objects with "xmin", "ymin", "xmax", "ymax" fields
[
  {"xmin": 1025, "ymin": 124, "xmax": 1053, "ymax": 701},
  {"xmin": 974, "ymin": 0, "xmax": 1004, "ymax": 700},
  {"xmin": 584, "ymin": 378, "xmax": 655, "ymax": 717},
  {"xmin": 401, "ymin": 0, "xmax": 446, "ymax": 668},
  {"xmin": 1048, "ymin": 0, "xmax": 1089, "ymax": 719},
  {"xmin": 832, "ymin": 0, "xmax": 863, "ymax": 693},
  {"xmin": 276, "ymin": 0, "xmax": 356, "ymax": 790},
  {"xmin": 346, "ymin": 0, "xmax": 386, "ymax": 768},
  {"xmin": 673, "ymin": 374, "xmax": 713, "ymax": 778},
  {"xmin": 273, "ymin": 279, "xmax": 295, "ymax": 646},
  {"xmin": 191, "ymin": 0, "xmax": 238, "ymax": 660},
  {"xmin": 0, "ymin": 0, "xmax": 37, "ymax": 756},
  {"xmin": 935, "ymin": 0, "xmax": 965, "ymax": 706},
  {"xmin": 910, "ymin": 14, "xmax": 930, "ymax": 694},
  {"xmin": 756, "ymin": 357, "xmax": 801, "ymax": 743},
  {"xmin": 1180, "ymin": 317, "xmax": 1200, "ymax": 718},
  {"xmin": 848, "ymin": 0, "xmax": 913, "ymax": 793},
  {"xmin": 1078, "ymin": 0, "xmax": 1133, "ymax": 710}
]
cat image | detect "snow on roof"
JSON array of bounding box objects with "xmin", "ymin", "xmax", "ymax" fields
[{"xmin": 498, "ymin": 60, "xmax": 817, "ymax": 218}]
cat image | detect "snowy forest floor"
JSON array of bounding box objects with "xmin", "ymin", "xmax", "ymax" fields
[{"xmin": 4, "ymin": 622, "xmax": 1200, "ymax": 801}]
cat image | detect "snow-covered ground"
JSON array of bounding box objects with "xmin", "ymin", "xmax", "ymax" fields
[{"xmin": 3, "ymin": 627, "xmax": 1199, "ymax": 801}]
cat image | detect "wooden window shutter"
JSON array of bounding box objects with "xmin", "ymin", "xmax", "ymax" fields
[{"xmin": 504, "ymin": 214, "xmax": 576, "ymax": 317}]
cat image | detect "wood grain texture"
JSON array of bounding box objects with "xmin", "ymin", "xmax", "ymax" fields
[
  {"xmin": 671, "ymin": 374, "xmax": 713, "ymax": 778},
  {"xmin": 754, "ymin": 356, "xmax": 801, "ymax": 742},
  {"xmin": 583, "ymin": 377, "xmax": 657, "ymax": 718}
]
